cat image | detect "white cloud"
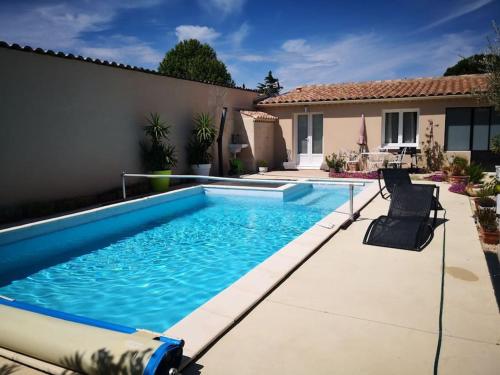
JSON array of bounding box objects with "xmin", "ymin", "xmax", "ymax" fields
[
  {"xmin": 175, "ymin": 25, "xmax": 221, "ymax": 43},
  {"xmin": 237, "ymin": 54, "xmax": 268, "ymax": 62},
  {"xmin": 274, "ymin": 32, "xmax": 484, "ymax": 89},
  {"xmin": 199, "ymin": 0, "xmax": 247, "ymax": 17},
  {"xmin": 229, "ymin": 22, "xmax": 249, "ymax": 47},
  {"xmin": 417, "ymin": 0, "xmax": 493, "ymax": 32},
  {"xmin": 0, "ymin": 1, "xmax": 162, "ymax": 50},
  {"xmin": 79, "ymin": 36, "xmax": 163, "ymax": 66},
  {"xmin": 0, "ymin": 1, "xmax": 165, "ymax": 68},
  {"xmin": 281, "ymin": 39, "xmax": 309, "ymax": 53}
]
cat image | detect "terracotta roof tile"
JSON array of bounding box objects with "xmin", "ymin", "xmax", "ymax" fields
[
  {"xmin": 240, "ymin": 110, "xmax": 277, "ymax": 121},
  {"xmin": 258, "ymin": 75, "xmax": 488, "ymax": 105}
]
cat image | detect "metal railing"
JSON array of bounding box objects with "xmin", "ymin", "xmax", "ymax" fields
[{"xmin": 121, "ymin": 173, "xmax": 364, "ymax": 221}]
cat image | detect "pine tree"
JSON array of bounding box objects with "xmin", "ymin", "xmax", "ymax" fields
[{"xmin": 257, "ymin": 71, "xmax": 282, "ymax": 96}]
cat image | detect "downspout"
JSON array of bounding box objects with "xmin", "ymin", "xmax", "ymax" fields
[{"xmin": 217, "ymin": 107, "xmax": 228, "ymax": 176}]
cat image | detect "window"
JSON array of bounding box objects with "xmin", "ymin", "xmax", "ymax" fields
[
  {"xmin": 445, "ymin": 108, "xmax": 471, "ymax": 151},
  {"xmin": 382, "ymin": 109, "xmax": 419, "ymax": 147},
  {"xmin": 445, "ymin": 107, "xmax": 499, "ymax": 151},
  {"xmin": 312, "ymin": 114, "xmax": 323, "ymax": 153}
]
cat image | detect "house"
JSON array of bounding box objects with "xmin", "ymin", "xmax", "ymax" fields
[{"xmin": 239, "ymin": 74, "xmax": 498, "ymax": 170}]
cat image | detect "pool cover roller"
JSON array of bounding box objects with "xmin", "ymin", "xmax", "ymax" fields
[{"xmin": 0, "ymin": 297, "xmax": 183, "ymax": 374}]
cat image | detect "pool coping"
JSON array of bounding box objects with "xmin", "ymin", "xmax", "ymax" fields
[
  {"xmin": 0, "ymin": 178, "xmax": 380, "ymax": 371},
  {"xmin": 163, "ymin": 179, "xmax": 380, "ymax": 368}
]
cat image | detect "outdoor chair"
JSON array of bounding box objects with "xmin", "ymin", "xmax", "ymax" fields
[
  {"xmin": 366, "ymin": 153, "xmax": 387, "ymax": 171},
  {"xmin": 377, "ymin": 168, "xmax": 443, "ymax": 226},
  {"xmin": 387, "ymin": 147, "xmax": 407, "ymax": 168},
  {"xmin": 363, "ymin": 184, "xmax": 435, "ymax": 251}
]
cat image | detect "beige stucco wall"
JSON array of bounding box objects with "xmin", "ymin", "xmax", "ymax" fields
[
  {"xmin": 261, "ymin": 97, "xmax": 483, "ymax": 168},
  {"xmin": 239, "ymin": 116, "xmax": 275, "ymax": 171},
  {"xmin": 0, "ymin": 48, "xmax": 257, "ymax": 207}
]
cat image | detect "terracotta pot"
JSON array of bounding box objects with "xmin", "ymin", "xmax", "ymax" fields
[
  {"xmin": 449, "ymin": 175, "xmax": 469, "ymax": 185},
  {"xmin": 347, "ymin": 162, "xmax": 358, "ymax": 172},
  {"xmin": 480, "ymin": 227, "xmax": 499, "ymax": 244}
]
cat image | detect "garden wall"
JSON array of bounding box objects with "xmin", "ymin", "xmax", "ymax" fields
[{"xmin": 0, "ymin": 45, "xmax": 258, "ymax": 211}]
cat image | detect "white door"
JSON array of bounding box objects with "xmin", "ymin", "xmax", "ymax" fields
[{"xmin": 296, "ymin": 113, "xmax": 323, "ymax": 168}]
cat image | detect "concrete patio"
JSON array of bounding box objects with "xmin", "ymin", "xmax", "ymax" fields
[{"xmin": 184, "ymin": 180, "xmax": 500, "ymax": 375}]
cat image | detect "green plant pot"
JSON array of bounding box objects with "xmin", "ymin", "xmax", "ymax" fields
[{"xmin": 151, "ymin": 170, "xmax": 171, "ymax": 192}]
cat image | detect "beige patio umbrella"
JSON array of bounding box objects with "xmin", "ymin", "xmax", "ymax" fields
[{"xmin": 357, "ymin": 114, "xmax": 368, "ymax": 152}]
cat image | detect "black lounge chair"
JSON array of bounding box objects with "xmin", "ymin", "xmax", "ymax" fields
[
  {"xmin": 363, "ymin": 184, "xmax": 435, "ymax": 251},
  {"xmin": 377, "ymin": 168, "xmax": 443, "ymax": 221}
]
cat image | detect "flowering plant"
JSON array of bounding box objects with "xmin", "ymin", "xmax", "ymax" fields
[
  {"xmin": 448, "ymin": 183, "xmax": 467, "ymax": 195},
  {"xmin": 328, "ymin": 171, "xmax": 379, "ymax": 179}
]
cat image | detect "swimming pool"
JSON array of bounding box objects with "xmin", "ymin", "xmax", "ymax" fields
[{"xmin": 0, "ymin": 183, "xmax": 362, "ymax": 332}]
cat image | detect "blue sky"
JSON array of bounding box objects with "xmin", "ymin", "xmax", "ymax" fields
[{"xmin": 0, "ymin": 0, "xmax": 498, "ymax": 89}]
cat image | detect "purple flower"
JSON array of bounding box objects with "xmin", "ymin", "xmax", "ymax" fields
[
  {"xmin": 448, "ymin": 183, "xmax": 467, "ymax": 194},
  {"xmin": 430, "ymin": 174, "xmax": 444, "ymax": 182},
  {"xmin": 328, "ymin": 171, "xmax": 378, "ymax": 179}
]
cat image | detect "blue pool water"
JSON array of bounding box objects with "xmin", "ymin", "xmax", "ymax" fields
[{"xmin": 0, "ymin": 184, "xmax": 361, "ymax": 332}]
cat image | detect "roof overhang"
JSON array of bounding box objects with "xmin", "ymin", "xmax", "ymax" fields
[{"xmin": 256, "ymin": 94, "xmax": 479, "ymax": 107}]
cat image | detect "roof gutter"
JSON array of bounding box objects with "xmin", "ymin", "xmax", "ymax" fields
[{"xmin": 256, "ymin": 94, "xmax": 479, "ymax": 107}]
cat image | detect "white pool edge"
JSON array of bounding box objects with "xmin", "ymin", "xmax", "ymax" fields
[
  {"xmin": 0, "ymin": 179, "xmax": 380, "ymax": 370},
  {"xmin": 163, "ymin": 181, "xmax": 380, "ymax": 367}
]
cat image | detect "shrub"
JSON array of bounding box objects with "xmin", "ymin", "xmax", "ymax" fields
[
  {"xmin": 450, "ymin": 156, "xmax": 468, "ymax": 176},
  {"xmin": 477, "ymin": 208, "xmax": 498, "ymax": 232},
  {"xmin": 325, "ymin": 153, "xmax": 345, "ymax": 172},
  {"xmin": 257, "ymin": 160, "xmax": 268, "ymax": 167},
  {"xmin": 491, "ymin": 134, "xmax": 500, "ymax": 154},
  {"xmin": 141, "ymin": 113, "xmax": 177, "ymax": 171},
  {"xmin": 449, "ymin": 183, "xmax": 467, "ymax": 194},
  {"xmin": 476, "ymin": 196, "xmax": 496, "ymax": 207},
  {"xmin": 186, "ymin": 113, "xmax": 217, "ymax": 165},
  {"xmin": 229, "ymin": 158, "xmax": 244, "ymax": 175},
  {"xmin": 466, "ymin": 163, "xmax": 485, "ymax": 184},
  {"xmin": 421, "ymin": 120, "xmax": 445, "ymax": 171}
]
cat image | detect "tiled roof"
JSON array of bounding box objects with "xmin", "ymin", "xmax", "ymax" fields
[
  {"xmin": 240, "ymin": 110, "xmax": 278, "ymax": 121},
  {"xmin": 0, "ymin": 41, "xmax": 256, "ymax": 92},
  {"xmin": 258, "ymin": 74, "xmax": 488, "ymax": 105}
]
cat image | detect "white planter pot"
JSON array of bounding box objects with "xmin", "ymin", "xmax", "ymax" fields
[
  {"xmin": 283, "ymin": 161, "xmax": 296, "ymax": 170},
  {"xmin": 191, "ymin": 163, "xmax": 211, "ymax": 182},
  {"xmin": 496, "ymin": 165, "xmax": 500, "ymax": 180},
  {"xmin": 258, "ymin": 167, "xmax": 268, "ymax": 173}
]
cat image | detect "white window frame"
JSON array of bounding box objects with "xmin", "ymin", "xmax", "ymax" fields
[{"xmin": 381, "ymin": 108, "xmax": 420, "ymax": 149}]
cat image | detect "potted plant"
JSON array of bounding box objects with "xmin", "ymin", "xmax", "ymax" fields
[
  {"xmin": 229, "ymin": 158, "xmax": 244, "ymax": 176},
  {"xmin": 476, "ymin": 196, "xmax": 496, "ymax": 211},
  {"xmin": 257, "ymin": 160, "xmax": 268, "ymax": 173},
  {"xmin": 187, "ymin": 113, "xmax": 217, "ymax": 177},
  {"xmin": 325, "ymin": 152, "xmax": 345, "ymax": 174},
  {"xmin": 477, "ymin": 208, "xmax": 499, "ymax": 244},
  {"xmin": 345, "ymin": 150, "xmax": 360, "ymax": 172},
  {"xmin": 141, "ymin": 113, "xmax": 177, "ymax": 192},
  {"xmin": 448, "ymin": 156, "xmax": 469, "ymax": 185}
]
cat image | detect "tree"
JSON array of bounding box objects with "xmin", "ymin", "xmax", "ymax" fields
[
  {"xmin": 480, "ymin": 22, "xmax": 500, "ymax": 110},
  {"xmin": 158, "ymin": 39, "xmax": 234, "ymax": 86},
  {"xmin": 257, "ymin": 71, "xmax": 282, "ymax": 96},
  {"xmin": 443, "ymin": 54, "xmax": 498, "ymax": 76}
]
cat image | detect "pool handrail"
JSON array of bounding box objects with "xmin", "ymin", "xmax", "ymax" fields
[{"xmin": 121, "ymin": 173, "xmax": 364, "ymax": 221}]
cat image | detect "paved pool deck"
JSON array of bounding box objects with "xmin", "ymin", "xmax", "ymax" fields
[{"xmin": 184, "ymin": 180, "xmax": 500, "ymax": 375}]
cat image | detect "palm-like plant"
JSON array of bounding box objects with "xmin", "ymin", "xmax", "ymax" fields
[
  {"xmin": 187, "ymin": 113, "xmax": 217, "ymax": 165},
  {"xmin": 141, "ymin": 113, "xmax": 177, "ymax": 171}
]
